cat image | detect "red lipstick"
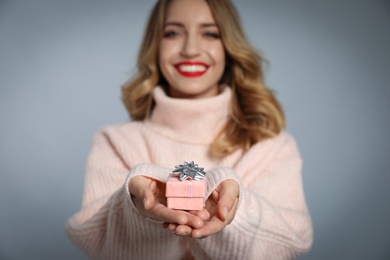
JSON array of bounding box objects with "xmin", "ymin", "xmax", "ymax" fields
[{"xmin": 174, "ymin": 61, "xmax": 209, "ymax": 77}]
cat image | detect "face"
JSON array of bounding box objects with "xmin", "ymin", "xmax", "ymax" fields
[{"xmin": 159, "ymin": 0, "xmax": 226, "ymax": 99}]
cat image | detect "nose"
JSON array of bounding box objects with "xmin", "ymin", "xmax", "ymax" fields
[{"xmin": 180, "ymin": 34, "xmax": 201, "ymax": 58}]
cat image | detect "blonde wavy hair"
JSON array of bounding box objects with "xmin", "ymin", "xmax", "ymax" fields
[{"xmin": 122, "ymin": 0, "xmax": 285, "ymax": 157}]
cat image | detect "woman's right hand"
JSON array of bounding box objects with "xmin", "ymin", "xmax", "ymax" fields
[{"xmin": 128, "ymin": 175, "xmax": 208, "ymax": 234}]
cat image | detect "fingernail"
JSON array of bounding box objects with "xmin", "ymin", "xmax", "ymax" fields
[
  {"xmin": 224, "ymin": 208, "xmax": 229, "ymax": 220},
  {"xmin": 192, "ymin": 232, "xmax": 201, "ymax": 238}
]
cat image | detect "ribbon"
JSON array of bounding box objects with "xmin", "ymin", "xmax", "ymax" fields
[
  {"xmin": 173, "ymin": 161, "xmax": 206, "ymax": 181},
  {"xmin": 188, "ymin": 182, "xmax": 192, "ymax": 198}
]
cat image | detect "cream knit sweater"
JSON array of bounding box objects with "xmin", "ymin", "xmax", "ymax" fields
[{"xmin": 66, "ymin": 86, "xmax": 313, "ymax": 259}]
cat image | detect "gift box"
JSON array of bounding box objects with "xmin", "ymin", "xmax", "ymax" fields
[{"xmin": 166, "ymin": 174, "xmax": 206, "ymax": 211}]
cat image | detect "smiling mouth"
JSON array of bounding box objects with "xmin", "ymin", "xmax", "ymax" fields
[{"xmin": 175, "ymin": 62, "xmax": 208, "ymax": 77}]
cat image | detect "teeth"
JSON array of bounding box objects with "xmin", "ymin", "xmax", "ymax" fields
[{"xmin": 178, "ymin": 65, "xmax": 207, "ymax": 72}]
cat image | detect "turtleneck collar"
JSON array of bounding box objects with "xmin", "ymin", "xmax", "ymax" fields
[{"xmin": 145, "ymin": 86, "xmax": 231, "ymax": 145}]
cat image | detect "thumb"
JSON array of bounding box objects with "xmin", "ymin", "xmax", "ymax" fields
[
  {"xmin": 129, "ymin": 176, "xmax": 156, "ymax": 210},
  {"xmin": 217, "ymin": 179, "xmax": 239, "ymax": 221}
]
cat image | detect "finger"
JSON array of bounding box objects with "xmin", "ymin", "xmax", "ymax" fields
[
  {"xmin": 150, "ymin": 203, "xmax": 188, "ymax": 225},
  {"xmin": 217, "ymin": 180, "xmax": 239, "ymax": 221},
  {"xmin": 142, "ymin": 188, "xmax": 155, "ymax": 210},
  {"xmin": 129, "ymin": 176, "xmax": 156, "ymax": 210},
  {"xmin": 158, "ymin": 208, "xmax": 203, "ymax": 228},
  {"xmin": 191, "ymin": 216, "xmax": 224, "ymax": 238},
  {"xmin": 225, "ymin": 196, "xmax": 239, "ymax": 225},
  {"xmin": 162, "ymin": 222, "xmax": 169, "ymax": 229},
  {"xmin": 173, "ymin": 224, "xmax": 192, "ymax": 236},
  {"xmin": 168, "ymin": 223, "xmax": 178, "ymax": 231},
  {"xmin": 161, "ymin": 209, "xmax": 204, "ymax": 229},
  {"xmin": 188, "ymin": 208, "xmax": 210, "ymax": 221},
  {"xmin": 184, "ymin": 212, "xmax": 204, "ymax": 229},
  {"xmin": 129, "ymin": 176, "xmax": 150, "ymax": 199},
  {"xmin": 163, "ymin": 213, "xmax": 204, "ymax": 230}
]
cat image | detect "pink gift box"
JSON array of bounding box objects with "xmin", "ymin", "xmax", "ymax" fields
[{"xmin": 166, "ymin": 174, "xmax": 206, "ymax": 211}]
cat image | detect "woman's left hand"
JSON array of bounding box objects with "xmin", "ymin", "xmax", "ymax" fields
[{"xmin": 165, "ymin": 179, "xmax": 239, "ymax": 238}]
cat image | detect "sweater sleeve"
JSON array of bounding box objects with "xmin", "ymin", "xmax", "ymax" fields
[
  {"xmin": 189, "ymin": 134, "xmax": 313, "ymax": 260},
  {"xmin": 65, "ymin": 130, "xmax": 185, "ymax": 259}
]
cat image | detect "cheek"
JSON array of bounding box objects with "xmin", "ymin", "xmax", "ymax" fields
[
  {"xmin": 210, "ymin": 45, "xmax": 226, "ymax": 71},
  {"xmin": 159, "ymin": 43, "xmax": 171, "ymax": 77},
  {"xmin": 158, "ymin": 43, "xmax": 167, "ymax": 66},
  {"xmin": 159, "ymin": 42, "xmax": 178, "ymax": 68}
]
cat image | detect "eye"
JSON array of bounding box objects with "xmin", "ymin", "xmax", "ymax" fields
[
  {"xmin": 203, "ymin": 31, "xmax": 221, "ymax": 39},
  {"xmin": 163, "ymin": 30, "xmax": 180, "ymax": 38}
]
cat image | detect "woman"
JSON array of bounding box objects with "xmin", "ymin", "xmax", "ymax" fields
[{"xmin": 66, "ymin": 0, "xmax": 313, "ymax": 259}]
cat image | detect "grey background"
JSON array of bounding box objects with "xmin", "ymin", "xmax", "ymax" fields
[{"xmin": 0, "ymin": 0, "xmax": 389, "ymax": 259}]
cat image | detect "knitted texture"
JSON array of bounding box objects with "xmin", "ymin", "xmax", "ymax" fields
[{"xmin": 66, "ymin": 87, "xmax": 313, "ymax": 259}]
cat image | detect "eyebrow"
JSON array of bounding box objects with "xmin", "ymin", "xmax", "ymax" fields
[{"xmin": 164, "ymin": 22, "xmax": 218, "ymax": 28}]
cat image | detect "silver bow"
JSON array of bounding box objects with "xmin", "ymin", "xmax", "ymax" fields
[{"xmin": 173, "ymin": 161, "xmax": 206, "ymax": 181}]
